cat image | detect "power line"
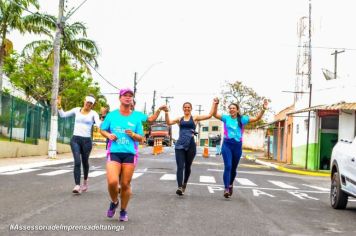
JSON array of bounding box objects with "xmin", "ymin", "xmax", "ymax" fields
[
  {"xmin": 86, "ymin": 61, "xmax": 119, "ymax": 90},
  {"xmin": 66, "ymin": 0, "xmax": 89, "ymax": 20}
]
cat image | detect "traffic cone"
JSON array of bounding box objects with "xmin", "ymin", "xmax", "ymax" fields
[
  {"xmin": 158, "ymin": 138, "xmax": 163, "ymax": 154},
  {"xmin": 203, "ymin": 140, "xmax": 209, "ymax": 158},
  {"xmin": 152, "ymin": 139, "xmax": 158, "ymax": 155}
]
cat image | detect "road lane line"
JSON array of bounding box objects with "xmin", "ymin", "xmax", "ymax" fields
[
  {"xmin": 302, "ymin": 184, "xmax": 329, "ymax": 191},
  {"xmin": 268, "ymin": 180, "xmax": 299, "ymax": 189},
  {"xmin": 160, "ymin": 174, "xmax": 176, "ymax": 180},
  {"xmin": 0, "ymin": 169, "xmax": 40, "ymax": 175},
  {"xmin": 132, "ymin": 173, "xmax": 143, "ymax": 179},
  {"xmin": 236, "ymin": 178, "xmax": 257, "ymax": 186},
  {"xmin": 88, "ymin": 171, "xmax": 106, "ymax": 177},
  {"xmin": 200, "ymin": 176, "xmax": 216, "ymax": 183},
  {"xmin": 38, "ymin": 170, "xmax": 71, "ymax": 176}
]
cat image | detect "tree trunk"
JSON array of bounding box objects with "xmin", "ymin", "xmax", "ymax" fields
[{"xmin": 48, "ymin": 0, "xmax": 65, "ymax": 159}]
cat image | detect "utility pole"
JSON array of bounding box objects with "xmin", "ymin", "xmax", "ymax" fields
[
  {"xmin": 305, "ymin": 0, "xmax": 312, "ymax": 169},
  {"xmin": 133, "ymin": 72, "xmax": 137, "ymax": 96},
  {"xmin": 151, "ymin": 90, "xmax": 156, "ymax": 114},
  {"xmin": 48, "ymin": 0, "xmax": 65, "ymax": 159},
  {"xmin": 161, "ymin": 96, "xmax": 174, "ymax": 105},
  {"xmin": 331, "ymin": 49, "xmax": 345, "ymax": 80},
  {"xmin": 196, "ymin": 105, "xmax": 204, "ymax": 146}
]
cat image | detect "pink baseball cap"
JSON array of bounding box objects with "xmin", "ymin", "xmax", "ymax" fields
[{"xmin": 119, "ymin": 88, "xmax": 134, "ymax": 96}]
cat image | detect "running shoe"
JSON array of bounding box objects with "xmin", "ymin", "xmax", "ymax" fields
[
  {"xmin": 176, "ymin": 187, "xmax": 184, "ymax": 196},
  {"xmin": 107, "ymin": 201, "xmax": 119, "ymax": 218},
  {"xmin": 182, "ymin": 184, "xmax": 187, "ymax": 194},
  {"xmin": 119, "ymin": 210, "xmax": 128, "ymax": 222},
  {"xmin": 72, "ymin": 185, "xmax": 81, "ymax": 194},
  {"xmin": 81, "ymin": 180, "xmax": 88, "ymax": 192},
  {"xmin": 228, "ymin": 185, "xmax": 233, "ymax": 196},
  {"xmin": 224, "ymin": 189, "xmax": 230, "ymax": 198}
]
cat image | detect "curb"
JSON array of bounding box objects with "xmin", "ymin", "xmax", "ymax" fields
[
  {"xmin": 0, "ymin": 154, "xmax": 105, "ymax": 174},
  {"xmin": 245, "ymin": 155, "xmax": 330, "ymax": 177}
]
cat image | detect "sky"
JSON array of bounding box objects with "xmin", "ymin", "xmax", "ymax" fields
[{"xmin": 9, "ymin": 0, "xmax": 356, "ymax": 134}]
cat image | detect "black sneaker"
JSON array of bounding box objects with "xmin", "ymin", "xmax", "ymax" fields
[
  {"xmin": 224, "ymin": 189, "xmax": 230, "ymax": 198},
  {"xmin": 176, "ymin": 187, "xmax": 184, "ymax": 196}
]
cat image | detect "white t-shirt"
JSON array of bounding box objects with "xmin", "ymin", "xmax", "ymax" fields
[{"xmin": 58, "ymin": 107, "xmax": 101, "ymax": 138}]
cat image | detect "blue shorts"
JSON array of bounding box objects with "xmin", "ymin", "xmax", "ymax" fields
[{"xmin": 107, "ymin": 152, "xmax": 134, "ymax": 164}]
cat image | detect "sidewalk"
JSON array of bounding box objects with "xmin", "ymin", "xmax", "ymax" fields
[
  {"xmin": 243, "ymin": 150, "xmax": 330, "ymax": 177},
  {"xmin": 0, "ymin": 147, "xmax": 106, "ymax": 173}
]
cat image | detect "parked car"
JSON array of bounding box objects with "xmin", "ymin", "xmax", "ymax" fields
[{"xmin": 330, "ymin": 137, "xmax": 356, "ymax": 209}]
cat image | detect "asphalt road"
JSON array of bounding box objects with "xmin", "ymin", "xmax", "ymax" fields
[{"xmin": 1, "ymin": 147, "xmax": 356, "ymax": 236}]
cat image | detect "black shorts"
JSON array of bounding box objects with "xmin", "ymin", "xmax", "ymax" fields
[{"xmin": 107, "ymin": 152, "xmax": 134, "ymax": 164}]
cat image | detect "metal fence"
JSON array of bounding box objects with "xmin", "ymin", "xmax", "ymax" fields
[{"xmin": 0, "ymin": 93, "xmax": 74, "ymax": 144}]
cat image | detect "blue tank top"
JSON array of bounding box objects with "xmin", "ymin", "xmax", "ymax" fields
[{"xmin": 175, "ymin": 116, "xmax": 196, "ymax": 150}]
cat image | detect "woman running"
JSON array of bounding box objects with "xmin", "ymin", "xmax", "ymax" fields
[
  {"xmin": 164, "ymin": 99, "xmax": 217, "ymax": 196},
  {"xmin": 213, "ymin": 98, "xmax": 268, "ymax": 198},
  {"xmin": 100, "ymin": 88, "xmax": 144, "ymax": 222},
  {"xmin": 57, "ymin": 95, "xmax": 101, "ymax": 194}
]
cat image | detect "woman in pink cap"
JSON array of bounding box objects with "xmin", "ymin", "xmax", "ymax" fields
[{"xmin": 100, "ymin": 88, "xmax": 145, "ymax": 222}]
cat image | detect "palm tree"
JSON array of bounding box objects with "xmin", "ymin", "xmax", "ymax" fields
[
  {"xmin": 23, "ymin": 20, "xmax": 99, "ymax": 71},
  {"xmin": 0, "ymin": 0, "xmax": 54, "ymax": 91}
]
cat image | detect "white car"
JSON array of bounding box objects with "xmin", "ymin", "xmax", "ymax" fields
[{"xmin": 330, "ymin": 137, "xmax": 356, "ymax": 209}]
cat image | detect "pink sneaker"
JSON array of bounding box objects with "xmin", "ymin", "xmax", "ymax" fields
[
  {"xmin": 72, "ymin": 185, "xmax": 81, "ymax": 194},
  {"xmin": 81, "ymin": 180, "xmax": 88, "ymax": 192}
]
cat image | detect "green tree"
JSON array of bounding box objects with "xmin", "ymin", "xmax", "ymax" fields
[
  {"xmin": 3, "ymin": 52, "xmax": 107, "ymax": 111},
  {"xmin": 0, "ymin": 0, "xmax": 54, "ymax": 91},
  {"xmin": 22, "ymin": 20, "xmax": 99, "ymax": 71},
  {"xmin": 219, "ymin": 81, "xmax": 271, "ymax": 128}
]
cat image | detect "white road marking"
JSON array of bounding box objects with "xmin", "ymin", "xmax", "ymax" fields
[
  {"xmin": 302, "ymin": 184, "xmax": 329, "ymax": 192},
  {"xmin": 288, "ymin": 191, "xmax": 319, "ymax": 200},
  {"xmin": 132, "ymin": 173, "xmax": 143, "ymax": 179},
  {"xmin": 252, "ymin": 189, "xmax": 275, "ymax": 197},
  {"xmin": 38, "ymin": 170, "xmax": 71, "ymax": 176},
  {"xmin": 0, "ymin": 169, "xmax": 40, "ymax": 175},
  {"xmin": 160, "ymin": 174, "xmax": 176, "ymax": 180},
  {"xmin": 200, "ymin": 176, "xmax": 216, "ymax": 183},
  {"xmin": 236, "ymin": 178, "xmax": 257, "ymax": 186},
  {"xmin": 269, "ymin": 180, "xmax": 299, "ymax": 189},
  {"xmin": 88, "ymin": 171, "xmax": 106, "ymax": 177}
]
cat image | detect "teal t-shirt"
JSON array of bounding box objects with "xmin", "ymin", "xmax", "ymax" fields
[
  {"xmin": 221, "ymin": 114, "xmax": 249, "ymax": 142},
  {"xmin": 132, "ymin": 111, "xmax": 148, "ymax": 122},
  {"xmin": 100, "ymin": 109, "xmax": 144, "ymax": 154}
]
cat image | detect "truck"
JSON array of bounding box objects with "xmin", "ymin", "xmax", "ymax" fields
[
  {"xmin": 147, "ymin": 123, "xmax": 171, "ymax": 146},
  {"xmin": 330, "ymin": 136, "xmax": 356, "ymax": 209}
]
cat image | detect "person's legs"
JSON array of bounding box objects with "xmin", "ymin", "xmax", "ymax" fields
[
  {"xmin": 221, "ymin": 142, "xmax": 233, "ymax": 198},
  {"xmin": 106, "ymin": 160, "xmax": 121, "ymax": 218},
  {"xmin": 229, "ymin": 141, "xmax": 242, "ymax": 185},
  {"xmin": 119, "ymin": 164, "xmax": 135, "ymax": 221},
  {"xmin": 229, "ymin": 141, "xmax": 242, "ymax": 196},
  {"xmin": 175, "ymin": 149, "xmax": 185, "ymax": 188},
  {"xmin": 183, "ymin": 140, "xmax": 196, "ymax": 186},
  {"xmin": 81, "ymin": 138, "xmax": 92, "ymax": 191},
  {"xmin": 70, "ymin": 136, "xmax": 82, "ymax": 193}
]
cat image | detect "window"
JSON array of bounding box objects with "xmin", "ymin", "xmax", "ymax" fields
[
  {"xmin": 202, "ymin": 127, "xmax": 208, "ymax": 132},
  {"xmin": 212, "ymin": 126, "xmax": 219, "ymax": 131},
  {"xmin": 296, "ymin": 124, "xmax": 299, "ymax": 134}
]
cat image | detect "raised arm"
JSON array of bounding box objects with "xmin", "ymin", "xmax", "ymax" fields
[
  {"xmin": 194, "ymin": 99, "xmax": 217, "ymax": 122},
  {"xmin": 162, "ymin": 106, "xmax": 179, "ymax": 125},
  {"xmin": 147, "ymin": 105, "xmax": 166, "ymax": 123},
  {"xmin": 212, "ymin": 97, "xmax": 222, "ymax": 120},
  {"xmin": 249, "ymin": 99, "xmax": 268, "ymax": 123},
  {"xmin": 57, "ymin": 96, "xmax": 76, "ymax": 118}
]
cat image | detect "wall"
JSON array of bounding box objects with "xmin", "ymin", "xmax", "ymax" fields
[
  {"xmin": 338, "ymin": 110, "xmax": 355, "ymax": 141},
  {"xmin": 243, "ymin": 129, "xmax": 265, "ymax": 151},
  {"xmin": 0, "ymin": 140, "xmax": 71, "ymax": 158}
]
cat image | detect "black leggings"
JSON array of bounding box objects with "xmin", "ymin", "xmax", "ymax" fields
[
  {"xmin": 175, "ymin": 140, "xmax": 196, "ymax": 187},
  {"xmin": 70, "ymin": 136, "xmax": 92, "ymax": 185}
]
